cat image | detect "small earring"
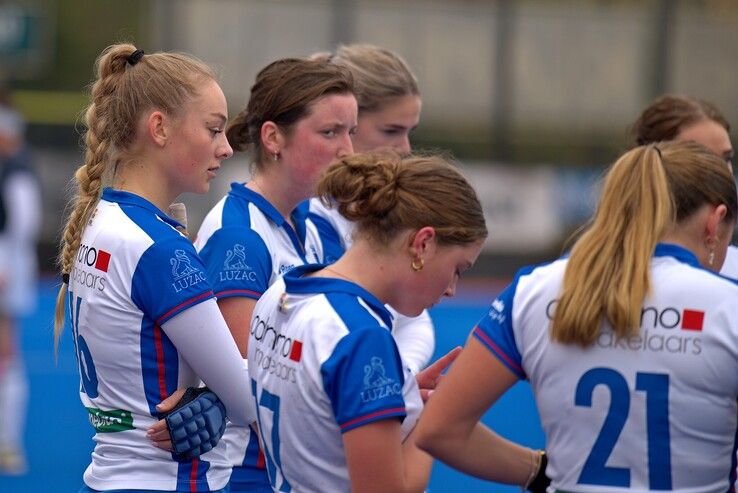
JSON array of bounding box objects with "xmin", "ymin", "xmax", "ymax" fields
[
  {"xmin": 272, "ymin": 151, "xmax": 280, "ymax": 161},
  {"xmin": 411, "ymin": 258, "xmax": 424, "ymax": 272},
  {"xmin": 708, "ymin": 249, "xmax": 715, "ymax": 266}
]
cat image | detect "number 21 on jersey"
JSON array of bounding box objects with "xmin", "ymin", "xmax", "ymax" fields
[{"xmin": 576, "ymin": 367, "xmax": 672, "ymax": 489}]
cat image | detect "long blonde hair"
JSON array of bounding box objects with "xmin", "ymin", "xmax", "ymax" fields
[
  {"xmin": 552, "ymin": 141, "xmax": 737, "ymax": 346},
  {"xmin": 54, "ymin": 43, "xmax": 215, "ymax": 350}
]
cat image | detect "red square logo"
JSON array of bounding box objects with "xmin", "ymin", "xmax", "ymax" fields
[
  {"xmin": 95, "ymin": 250, "xmax": 111, "ymax": 272},
  {"xmin": 289, "ymin": 340, "xmax": 303, "ymax": 362},
  {"xmin": 681, "ymin": 309, "xmax": 704, "ymax": 331}
]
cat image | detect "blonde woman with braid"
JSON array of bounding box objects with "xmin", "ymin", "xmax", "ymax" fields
[
  {"xmin": 417, "ymin": 141, "xmax": 738, "ymax": 490},
  {"xmin": 305, "ymin": 44, "xmax": 435, "ymax": 374},
  {"xmin": 54, "ymin": 43, "xmax": 255, "ymax": 493}
]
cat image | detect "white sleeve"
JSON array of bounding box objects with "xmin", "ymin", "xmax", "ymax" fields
[
  {"xmin": 4, "ymin": 173, "xmax": 41, "ymax": 243},
  {"xmin": 391, "ymin": 308, "xmax": 436, "ymax": 373},
  {"xmin": 161, "ymin": 299, "xmax": 256, "ymax": 426}
]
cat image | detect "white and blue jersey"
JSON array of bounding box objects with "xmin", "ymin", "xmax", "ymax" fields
[
  {"xmin": 194, "ymin": 184, "xmax": 326, "ymax": 488},
  {"xmin": 721, "ymin": 245, "xmax": 738, "ymax": 279},
  {"xmin": 196, "ymin": 185, "xmax": 325, "ymax": 301},
  {"xmin": 68, "ymin": 189, "xmax": 229, "ymax": 491},
  {"xmin": 306, "ymin": 197, "xmax": 352, "ymax": 265},
  {"xmin": 475, "ymin": 243, "xmax": 738, "ymax": 492},
  {"xmin": 248, "ymin": 264, "xmax": 423, "ymax": 493}
]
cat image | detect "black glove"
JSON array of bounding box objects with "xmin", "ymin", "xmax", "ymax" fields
[
  {"xmin": 527, "ymin": 451, "xmax": 550, "ymax": 493},
  {"xmin": 161, "ymin": 387, "xmax": 227, "ymax": 461}
]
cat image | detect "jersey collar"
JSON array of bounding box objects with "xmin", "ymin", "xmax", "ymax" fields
[
  {"xmin": 653, "ymin": 242, "xmax": 700, "ymax": 268},
  {"xmin": 229, "ymin": 182, "xmax": 309, "ymax": 244},
  {"xmin": 101, "ymin": 188, "xmax": 184, "ymax": 230},
  {"xmin": 283, "ymin": 264, "xmax": 394, "ymax": 328}
]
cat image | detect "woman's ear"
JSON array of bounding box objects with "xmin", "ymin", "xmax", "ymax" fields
[
  {"xmin": 409, "ymin": 226, "xmax": 437, "ymax": 258},
  {"xmin": 706, "ymin": 204, "xmax": 728, "ymax": 239},
  {"xmin": 260, "ymin": 121, "xmax": 285, "ymax": 156},
  {"xmin": 147, "ymin": 111, "xmax": 169, "ymax": 147}
]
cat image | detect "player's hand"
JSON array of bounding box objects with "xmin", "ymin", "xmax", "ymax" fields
[
  {"xmin": 415, "ymin": 346, "xmax": 462, "ymax": 402},
  {"xmin": 146, "ymin": 388, "xmax": 187, "ymax": 451}
]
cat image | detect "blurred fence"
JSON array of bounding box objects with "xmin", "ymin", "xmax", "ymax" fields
[{"xmin": 5, "ymin": 0, "xmax": 737, "ymax": 276}]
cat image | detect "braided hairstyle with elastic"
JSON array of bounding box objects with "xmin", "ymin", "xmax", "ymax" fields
[{"xmin": 54, "ymin": 43, "xmax": 215, "ymax": 349}]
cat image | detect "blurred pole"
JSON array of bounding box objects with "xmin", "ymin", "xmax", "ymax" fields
[
  {"xmin": 492, "ymin": 0, "xmax": 515, "ymax": 161},
  {"xmin": 150, "ymin": 0, "xmax": 179, "ymax": 50},
  {"xmin": 331, "ymin": 0, "xmax": 356, "ymax": 47},
  {"xmin": 650, "ymin": 0, "xmax": 675, "ymax": 98}
]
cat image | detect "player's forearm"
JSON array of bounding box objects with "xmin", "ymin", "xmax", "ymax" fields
[
  {"xmin": 161, "ymin": 299, "xmax": 255, "ymax": 426},
  {"xmin": 419, "ymin": 421, "xmax": 534, "ymax": 485}
]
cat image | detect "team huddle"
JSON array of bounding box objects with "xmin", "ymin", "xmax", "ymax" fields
[{"xmin": 55, "ymin": 42, "xmax": 737, "ymax": 493}]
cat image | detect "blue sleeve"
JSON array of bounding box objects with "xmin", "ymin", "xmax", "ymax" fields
[
  {"xmin": 473, "ymin": 277, "xmax": 526, "ymax": 380},
  {"xmin": 131, "ymin": 236, "xmax": 215, "ymax": 326},
  {"xmin": 309, "ymin": 212, "xmax": 345, "ymax": 265},
  {"xmin": 321, "ymin": 328, "xmax": 407, "ymax": 433},
  {"xmin": 197, "ymin": 227, "xmax": 272, "ymax": 300}
]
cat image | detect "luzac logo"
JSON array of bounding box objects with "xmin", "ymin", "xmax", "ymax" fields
[
  {"xmin": 169, "ymin": 249, "xmax": 206, "ymax": 292},
  {"xmin": 545, "ymin": 300, "xmax": 704, "ymax": 355},
  {"xmin": 220, "ymin": 243, "xmax": 257, "ymax": 282},
  {"xmin": 360, "ymin": 357, "xmax": 402, "ymax": 403}
]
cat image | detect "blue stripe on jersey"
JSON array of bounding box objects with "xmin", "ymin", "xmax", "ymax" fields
[
  {"xmin": 307, "ymin": 210, "xmax": 345, "ymax": 265},
  {"xmin": 242, "ymin": 428, "xmax": 264, "ymax": 468},
  {"xmin": 139, "ymin": 320, "xmax": 179, "ymax": 416},
  {"xmin": 474, "ymin": 266, "xmax": 533, "ymax": 380},
  {"xmin": 176, "ymin": 458, "xmax": 211, "ymax": 492},
  {"xmin": 653, "ymin": 243, "xmax": 700, "ymax": 267},
  {"xmin": 321, "ymin": 292, "xmax": 406, "ymax": 433},
  {"xmin": 292, "ymin": 200, "xmax": 310, "ymax": 251}
]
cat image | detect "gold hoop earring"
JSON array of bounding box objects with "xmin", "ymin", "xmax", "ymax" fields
[{"xmin": 411, "ymin": 258, "xmax": 424, "ymax": 272}]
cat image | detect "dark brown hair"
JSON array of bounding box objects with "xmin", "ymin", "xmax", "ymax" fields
[
  {"xmin": 631, "ymin": 94, "xmax": 730, "ymax": 146},
  {"xmin": 226, "ymin": 58, "xmax": 354, "ymax": 166}
]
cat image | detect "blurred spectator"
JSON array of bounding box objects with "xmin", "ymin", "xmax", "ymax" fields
[{"xmin": 0, "ymin": 89, "xmax": 41, "ymax": 475}]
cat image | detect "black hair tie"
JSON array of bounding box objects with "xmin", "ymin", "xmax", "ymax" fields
[
  {"xmin": 62, "ymin": 273, "xmax": 70, "ymax": 284},
  {"xmin": 127, "ymin": 49, "xmax": 145, "ymax": 66}
]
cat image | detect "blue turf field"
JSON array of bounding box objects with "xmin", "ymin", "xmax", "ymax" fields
[{"xmin": 0, "ymin": 279, "xmax": 544, "ymax": 493}]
